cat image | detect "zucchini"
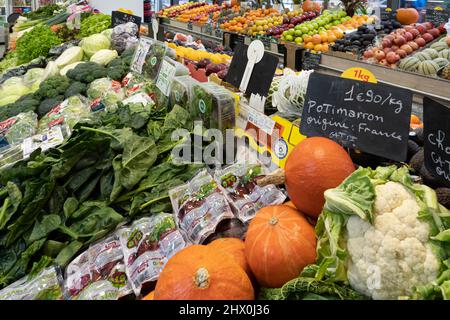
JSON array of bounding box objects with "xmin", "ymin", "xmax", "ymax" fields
[{"xmin": 45, "ymin": 13, "xmax": 71, "ymax": 27}]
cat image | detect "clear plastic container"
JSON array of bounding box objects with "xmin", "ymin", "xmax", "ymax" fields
[
  {"xmin": 190, "ymin": 82, "xmax": 237, "ymax": 133},
  {"xmin": 169, "ymin": 75, "xmax": 199, "ymax": 110}
]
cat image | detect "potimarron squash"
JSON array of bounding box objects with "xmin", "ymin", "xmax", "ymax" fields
[
  {"xmin": 245, "ymin": 205, "xmax": 317, "ymax": 288},
  {"xmin": 208, "ymin": 238, "xmax": 251, "ymax": 277},
  {"xmin": 154, "ymin": 245, "xmax": 254, "ymax": 300}
]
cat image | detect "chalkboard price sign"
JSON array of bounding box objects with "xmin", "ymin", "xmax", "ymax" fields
[
  {"xmin": 302, "ymin": 51, "xmax": 322, "ymax": 70},
  {"xmin": 423, "ymin": 97, "xmax": 450, "ymax": 187},
  {"xmin": 300, "ymin": 73, "xmax": 412, "ymax": 162},
  {"xmin": 111, "ymin": 11, "xmax": 142, "ymax": 28},
  {"xmin": 425, "ymin": 8, "xmax": 449, "ymax": 27},
  {"xmin": 187, "ymin": 21, "xmax": 193, "ymax": 30}
]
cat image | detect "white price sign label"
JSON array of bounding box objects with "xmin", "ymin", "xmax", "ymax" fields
[
  {"xmin": 156, "ymin": 60, "xmax": 177, "ymax": 96},
  {"xmin": 247, "ymin": 108, "xmax": 275, "ymax": 135},
  {"xmin": 130, "ymin": 37, "xmax": 153, "ymax": 74}
]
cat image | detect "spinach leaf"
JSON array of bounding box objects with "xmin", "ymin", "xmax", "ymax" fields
[
  {"xmin": 6, "ymin": 179, "xmax": 55, "ymax": 247},
  {"xmin": 48, "ymin": 185, "xmax": 67, "ymax": 216},
  {"xmin": 0, "ymin": 182, "xmax": 22, "ymax": 230},
  {"xmin": 66, "ymin": 166, "xmax": 98, "ymax": 193},
  {"xmin": 42, "ymin": 240, "xmax": 67, "ymax": 258},
  {"xmin": 100, "ymin": 170, "xmax": 114, "ymax": 201},
  {"xmin": 63, "ymin": 198, "xmax": 79, "ymax": 219},
  {"xmin": 147, "ymin": 120, "xmax": 163, "ymax": 141},
  {"xmin": 120, "ymin": 135, "xmax": 157, "ymax": 190},
  {"xmin": 0, "ymin": 239, "xmax": 26, "ymax": 280},
  {"xmin": 76, "ymin": 174, "xmax": 101, "ymax": 202},
  {"xmin": 28, "ymin": 255, "xmax": 53, "ymax": 278},
  {"xmin": 163, "ymin": 104, "xmax": 192, "ymax": 132},
  {"xmin": 110, "ymin": 155, "xmax": 124, "ymax": 203},
  {"xmin": 54, "ymin": 240, "xmax": 83, "ymax": 267},
  {"xmin": 29, "ymin": 214, "xmax": 62, "ymax": 243}
]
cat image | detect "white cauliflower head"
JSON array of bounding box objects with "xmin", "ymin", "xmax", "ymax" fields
[{"xmin": 345, "ymin": 182, "xmax": 440, "ymax": 300}]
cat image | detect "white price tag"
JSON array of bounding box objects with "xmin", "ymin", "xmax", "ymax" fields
[
  {"xmin": 22, "ymin": 126, "xmax": 66, "ymax": 158},
  {"xmin": 156, "ymin": 60, "xmax": 177, "ymax": 96},
  {"xmin": 152, "ymin": 17, "xmax": 159, "ymax": 40},
  {"xmin": 247, "ymin": 108, "xmax": 275, "ymax": 135},
  {"xmin": 130, "ymin": 37, "xmax": 154, "ymax": 74}
]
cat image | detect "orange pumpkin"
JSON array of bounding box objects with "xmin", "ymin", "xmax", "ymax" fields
[
  {"xmin": 396, "ymin": 8, "xmax": 419, "ymax": 25},
  {"xmin": 245, "ymin": 205, "xmax": 317, "ymax": 288},
  {"xmin": 312, "ymin": 2, "xmax": 321, "ymax": 12},
  {"xmin": 284, "ymin": 137, "xmax": 355, "ymax": 218},
  {"xmin": 208, "ymin": 238, "xmax": 251, "ymax": 276},
  {"xmin": 154, "ymin": 245, "xmax": 254, "ymax": 300},
  {"xmin": 142, "ymin": 291, "xmax": 154, "ymax": 300},
  {"xmin": 284, "ymin": 201, "xmax": 297, "ymax": 209}
]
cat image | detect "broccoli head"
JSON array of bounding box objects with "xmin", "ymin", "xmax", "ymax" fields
[
  {"xmin": 65, "ymin": 81, "xmax": 87, "ymax": 98},
  {"xmin": 66, "ymin": 62, "xmax": 108, "ymax": 84},
  {"xmin": 0, "ymin": 94, "xmax": 40, "ymax": 121},
  {"xmin": 35, "ymin": 76, "xmax": 71, "ymax": 100},
  {"xmin": 106, "ymin": 57, "xmax": 130, "ymax": 81},
  {"xmin": 37, "ymin": 95, "xmax": 65, "ymax": 118}
]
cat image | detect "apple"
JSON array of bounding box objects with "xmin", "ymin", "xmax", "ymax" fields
[
  {"xmin": 385, "ymin": 35, "xmax": 395, "ymax": 42},
  {"xmin": 386, "ymin": 51, "xmax": 400, "ymax": 64},
  {"xmin": 400, "ymin": 44, "xmax": 413, "ymax": 54},
  {"xmin": 382, "ymin": 38, "xmax": 392, "ymax": 48},
  {"xmin": 394, "ymin": 35, "xmax": 406, "ymax": 46},
  {"xmin": 416, "ymin": 24, "xmax": 426, "ymax": 34},
  {"xmin": 379, "ymin": 58, "xmax": 388, "ymax": 66},
  {"xmin": 428, "ymin": 28, "xmax": 440, "ymax": 38},
  {"xmin": 396, "ymin": 49, "xmax": 407, "ymax": 58},
  {"xmin": 422, "ymin": 22, "xmax": 433, "ymax": 30},
  {"xmin": 374, "ymin": 49, "xmax": 386, "ymax": 61},
  {"xmin": 404, "ymin": 26, "xmax": 414, "ymax": 32},
  {"xmin": 383, "ymin": 47, "xmax": 393, "ymax": 55},
  {"xmin": 396, "ymin": 28, "xmax": 406, "ymax": 35},
  {"xmin": 363, "ymin": 49, "xmax": 374, "ymax": 59},
  {"xmin": 414, "ymin": 37, "xmax": 426, "ymax": 47},
  {"xmin": 391, "ymin": 45, "xmax": 400, "ymax": 51},
  {"xmin": 404, "ymin": 32, "xmax": 413, "ymax": 41},
  {"xmin": 422, "ymin": 33, "xmax": 434, "ymax": 43},
  {"xmin": 408, "ymin": 41, "xmax": 419, "ymax": 50},
  {"xmin": 410, "ymin": 28, "xmax": 420, "ymax": 38}
]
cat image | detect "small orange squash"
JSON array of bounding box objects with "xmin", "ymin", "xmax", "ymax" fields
[
  {"xmin": 142, "ymin": 291, "xmax": 154, "ymax": 300},
  {"xmin": 302, "ymin": 0, "xmax": 315, "ymax": 12},
  {"xmin": 245, "ymin": 205, "xmax": 317, "ymax": 288},
  {"xmin": 154, "ymin": 245, "xmax": 254, "ymax": 300},
  {"xmin": 396, "ymin": 8, "xmax": 419, "ymax": 25},
  {"xmin": 208, "ymin": 238, "xmax": 251, "ymax": 276}
]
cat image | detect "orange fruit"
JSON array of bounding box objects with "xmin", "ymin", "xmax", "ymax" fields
[
  {"xmin": 304, "ymin": 35, "xmax": 313, "ymax": 43},
  {"xmin": 142, "ymin": 291, "xmax": 155, "ymax": 300},
  {"xmin": 284, "ymin": 137, "xmax": 356, "ymax": 218},
  {"xmin": 321, "ymin": 43, "xmax": 329, "ymax": 52},
  {"xmin": 410, "ymin": 114, "xmax": 421, "ymax": 125},
  {"xmin": 304, "ymin": 42, "xmax": 314, "ymax": 50},
  {"xmin": 320, "ymin": 34, "xmax": 328, "ymax": 42},
  {"xmin": 312, "ymin": 34, "xmax": 322, "ymax": 45},
  {"xmin": 314, "ymin": 43, "xmax": 323, "ymax": 52},
  {"xmin": 328, "ymin": 34, "xmax": 337, "ymax": 43}
]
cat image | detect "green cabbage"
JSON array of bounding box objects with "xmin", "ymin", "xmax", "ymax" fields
[
  {"xmin": 0, "ymin": 77, "xmax": 31, "ymax": 98},
  {"xmin": 90, "ymin": 49, "xmax": 118, "ymax": 66},
  {"xmin": 0, "ymin": 95, "xmax": 21, "ymax": 106},
  {"xmin": 23, "ymin": 68, "xmax": 45, "ymax": 86},
  {"xmin": 80, "ymin": 34, "xmax": 111, "ymax": 58},
  {"xmin": 101, "ymin": 28, "xmax": 113, "ymax": 40},
  {"xmin": 54, "ymin": 46, "xmax": 84, "ymax": 69},
  {"xmin": 42, "ymin": 61, "xmax": 60, "ymax": 80}
]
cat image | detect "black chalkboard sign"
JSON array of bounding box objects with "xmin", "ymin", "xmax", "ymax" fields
[
  {"xmin": 112, "ymin": 11, "xmax": 142, "ymax": 28},
  {"xmin": 225, "ymin": 42, "xmax": 278, "ymax": 97},
  {"xmin": 426, "ymin": 8, "xmax": 449, "ymax": 27},
  {"xmin": 423, "ymin": 97, "xmax": 450, "ymax": 187},
  {"xmin": 300, "ymin": 73, "xmax": 412, "ymax": 162},
  {"xmin": 187, "ymin": 21, "xmax": 193, "ymax": 31},
  {"xmin": 302, "ymin": 51, "xmax": 321, "ymax": 70}
]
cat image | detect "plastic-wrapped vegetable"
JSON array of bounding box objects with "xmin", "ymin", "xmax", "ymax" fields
[
  {"xmin": 111, "ymin": 23, "xmax": 139, "ymax": 54},
  {"xmin": 87, "ymin": 78, "xmax": 124, "ymax": 111},
  {"xmin": 54, "ymin": 46, "xmax": 84, "ymax": 69},
  {"xmin": 47, "ymin": 39, "xmax": 82, "ymax": 58},
  {"xmin": 118, "ymin": 214, "xmax": 188, "ymax": 296},
  {"xmin": 0, "ymin": 111, "xmax": 38, "ymax": 149},
  {"xmin": 0, "ymin": 57, "xmax": 47, "ymax": 85},
  {"xmin": 0, "ymin": 266, "xmax": 64, "ymax": 300},
  {"xmin": 23, "ymin": 68, "xmax": 45, "ymax": 87},
  {"xmin": 38, "ymin": 95, "xmax": 91, "ymax": 132},
  {"xmin": 80, "ymin": 34, "xmax": 111, "ymax": 58},
  {"xmin": 169, "ymin": 170, "xmax": 235, "ymax": 244},
  {"xmin": 90, "ymin": 49, "xmax": 118, "ymax": 66},
  {"xmin": 0, "ymin": 76, "xmax": 31, "ymax": 100}
]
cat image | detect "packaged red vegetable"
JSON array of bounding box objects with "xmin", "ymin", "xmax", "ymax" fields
[
  {"xmin": 215, "ymin": 162, "xmax": 286, "ymax": 223},
  {"xmin": 64, "ymin": 233, "xmax": 133, "ymax": 300},
  {"xmin": 118, "ymin": 214, "xmax": 187, "ymax": 296},
  {"xmin": 169, "ymin": 169, "xmax": 235, "ymax": 244}
]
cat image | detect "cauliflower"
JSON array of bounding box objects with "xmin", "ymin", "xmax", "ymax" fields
[
  {"xmin": 346, "ymin": 182, "xmax": 440, "ymax": 299},
  {"xmin": 314, "ymin": 166, "xmax": 450, "ymax": 300}
]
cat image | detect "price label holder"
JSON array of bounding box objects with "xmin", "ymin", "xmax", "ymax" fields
[
  {"xmin": 187, "ymin": 21, "xmax": 193, "ymax": 31},
  {"xmin": 423, "ymin": 97, "xmax": 450, "ymax": 187},
  {"xmin": 380, "ymin": 7, "xmax": 393, "ymax": 21},
  {"xmin": 302, "ymin": 51, "xmax": 322, "ymax": 71},
  {"xmin": 341, "ymin": 67, "xmax": 378, "ymax": 83},
  {"xmin": 152, "ymin": 17, "xmax": 159, "ymax": 40},
  {"xmin": 112, "ymin": 11, "xmax": 142, "ymax": 28},
  {"xmin": 300, "ymin": 73, "xmax": 412, "ymax": 162},
  {"xmin": 426, "ymin": 6, "xmax": 449, "ymax": 27},
  {"xmin": 130, "ymin": 37, "xmax": 154, "ymax": 74},
  {"xmin": 225, "ymin": 41, "xmax": 278, "ymax": 97},
  {"xmin": 156, "ymin": 59, "xmax": 177, "ymax": 96}
]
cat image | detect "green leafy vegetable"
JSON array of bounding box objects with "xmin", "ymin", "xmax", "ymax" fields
[{"xmin": 15, "ymin": 25, "xmax": 62, "ymax": 64}]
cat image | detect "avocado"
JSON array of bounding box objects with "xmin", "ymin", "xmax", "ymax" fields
[
  {"xmin": 410, "ymin": 127, "xmax": 424, "ymax": 146},
  {"xmin": 407, "ymin": 140, "xmax": 421, "ymax": 162}
]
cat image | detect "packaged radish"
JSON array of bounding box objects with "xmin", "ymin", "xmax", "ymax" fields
[
  {"xmin": 215, "ymin": 162, "xmax": 286, "ymax": 223},
  {"xmin": 169, "ymin": 169, "xmax": 235, "ymax": 244},
  {"xmin": 64, "ymin": 234, "xmax": 133, "ymax": 300},
  {"xmin": 118, "ymin": 214, "xmax": 187, "ymax": 296}
]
